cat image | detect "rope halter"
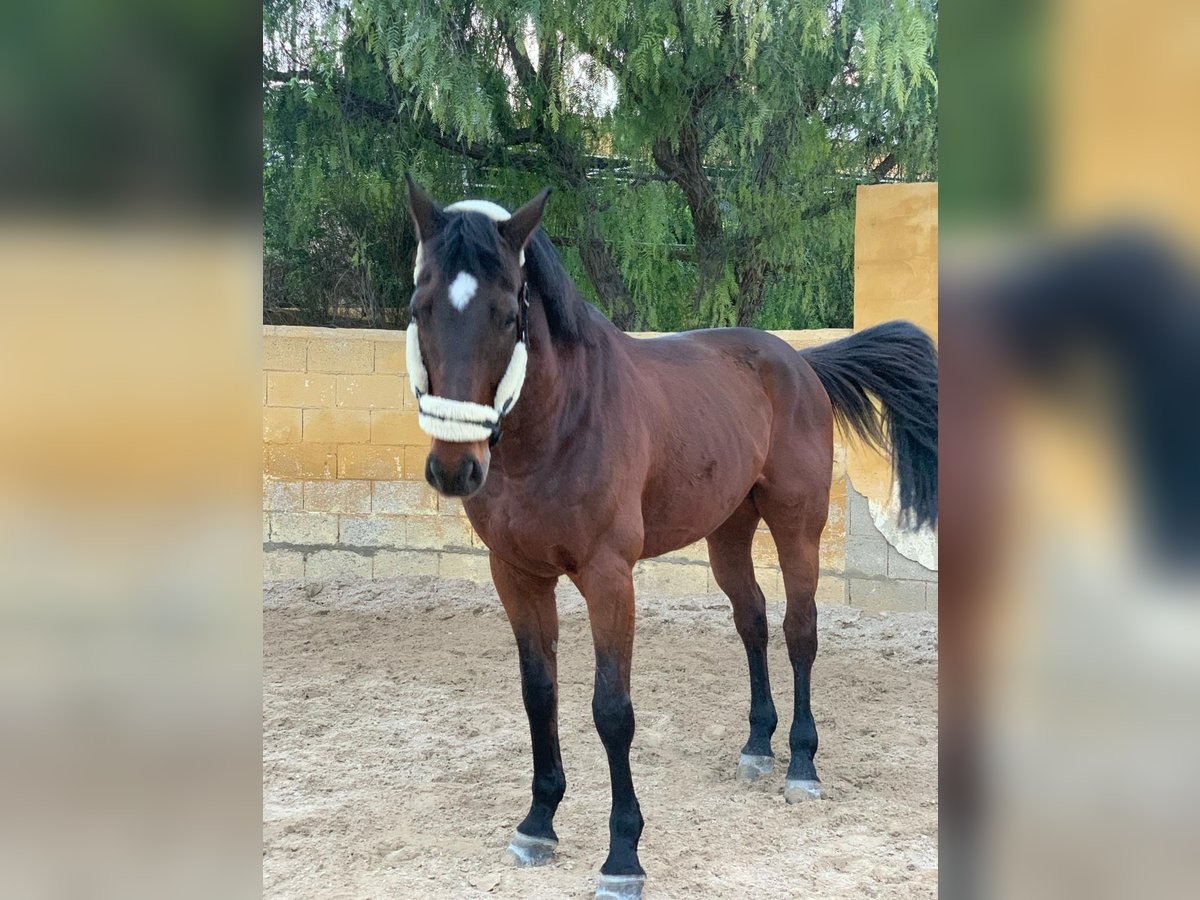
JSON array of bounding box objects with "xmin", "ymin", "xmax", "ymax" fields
[{"xmin": 406, "ymin": 200, "xmax": 530, "ymax": 447}]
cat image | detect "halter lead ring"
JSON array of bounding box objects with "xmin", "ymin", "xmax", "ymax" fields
[{"xmin": 406, "ymin": 199, "xmax": 531, "ymax": 447}]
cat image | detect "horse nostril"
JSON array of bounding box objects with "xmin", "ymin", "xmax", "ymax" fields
[
  {"xmin": 425, "ymin": 455, "xmax": 445, "ymax": 492},
  {"xmin": 462, "ymin": 456, "xmax": 484, "ymax": 494}
]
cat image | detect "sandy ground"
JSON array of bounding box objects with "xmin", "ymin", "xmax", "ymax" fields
[{"xmin": 264, "ymin": 576, "xmax": 937, "ymax": 899}]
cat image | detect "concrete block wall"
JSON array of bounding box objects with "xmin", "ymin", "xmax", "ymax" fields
[
  {"xmin": 845, "ymin": 483, "xmax": 937, "ymax": 613},
  {"xmin": 263, "ymin": 325, "xmax": 866, "ymax": 605}
]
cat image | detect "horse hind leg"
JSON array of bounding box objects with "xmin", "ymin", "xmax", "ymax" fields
[
  {"xmin": 762, "ymin": 515, "xmax": 825, "ymax": 803},
  {"xmin": 706, "ymin": 496, "xmax": 779, "ymax": 781}
]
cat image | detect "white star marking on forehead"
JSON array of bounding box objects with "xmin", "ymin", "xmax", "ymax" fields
[{"xmin": 448, "ymin": 271, "xmax": 478, "ymax": 312}]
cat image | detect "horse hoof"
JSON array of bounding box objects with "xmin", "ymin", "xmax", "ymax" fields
[
  {"xmin": 735, "ymin": 753, "xmax": 775, "ymax": 781},
  {"xmin": 505, "ymin": 831, "xmax": 558, "ymax": 867},
  {"xmin": 595, "ymin": 873, "xmax": 646, "ymax": 899},
  {"xmin": 784, "ymin": 778, "xmax": 822, "ymax": 803}
]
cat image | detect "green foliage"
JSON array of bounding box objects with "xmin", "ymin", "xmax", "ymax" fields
[{"xmin": 264, "ymin": 0, "xmax": 937, "ymax": 330}]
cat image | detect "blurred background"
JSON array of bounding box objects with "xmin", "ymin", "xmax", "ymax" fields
[
  {"xmin": 941, "ymin": 0, "xmax": 1200, "ymax": 897},
  {"xmin": 0, "ymin": 0, "xmax": 1198, "ymax": 897},
  {"xmin": 0, "ymin": 1, "xmax": 262, "ymax": 897}
]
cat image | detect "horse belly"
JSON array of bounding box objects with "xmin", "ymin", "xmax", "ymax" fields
[{"xmin": 638, "ymin": 421, "xmax": 766, "ymax": 559}]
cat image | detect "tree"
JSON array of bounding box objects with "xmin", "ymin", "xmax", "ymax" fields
[{"xmin": 264, "ymin": 0, "xmax": 936, "ymax": 330}]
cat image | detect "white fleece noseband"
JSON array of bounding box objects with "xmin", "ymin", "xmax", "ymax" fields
[{"xmin": 407, "ymin": 199, "xmax": 529, "ymax": 444}]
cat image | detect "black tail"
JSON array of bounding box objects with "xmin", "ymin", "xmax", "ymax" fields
[{"xmin": 801, "ymin": 321, "xmax": 938, "ymax": 528}]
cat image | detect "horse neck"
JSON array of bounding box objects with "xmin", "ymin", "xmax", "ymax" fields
[{"xmin": 492, "ymin": 298, "xmax": 613, "ymax": 466}]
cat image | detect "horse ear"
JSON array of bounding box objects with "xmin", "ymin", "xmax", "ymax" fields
[
  {"xmin": 499, "ymin": 187, "xmax": 552, "ymax": 256},
  {"xmin": 405, "ymin": 173, "xmax": 445, "ymax": 241}
]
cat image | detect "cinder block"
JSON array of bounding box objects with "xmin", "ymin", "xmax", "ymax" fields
[
  {"xmin": 339, "ymin": 515, "xmax": 406, "ymax": 548},
  {"xmin": 400, "ymin": 376, "xmax": 418, "ymax": 410},
  {"xmin": 266, "ymin": 444, "xmax": 337, "ymax": 479},
  {"xmin": 635, "ymin": 560, "xmax": 710, "ymax": 596},
  {"xmin": 438, "ymin": 551, "xmax": 493, "ymax": 582},
  {"xmin": 267, "ymin": 372, "xmax": 336, "ymax": 408},
  {"xmin": 848, "ymin": 578, "xmax": 927, "ymax": 614},
  {"xmin": 815, "ymin": 575, "xmax": 847, "ymax": 605},
  {"xmin": 750, "ymin": 530, "xmax": 779, "ymax": 568},
  {"xmin": 263, "ymin": 478, "xmax": 302, "ymax": 512},
  {"xmin": 755, "ymin": 566, "xmax": 785, "ymax": 602},
  {"xmin": 373, "ymin": 480, "xmax": 438, "ymax": 515},
  {"xmin": 303, "ymin": 480, "xmax": 371, "ymax": 514},
  {"xmin": 371, "ymin": 409, "xmax": 426, "ymax": 445},
  {"xmin": 925, "ymin": 582, "xmax": 938, "ymax": 613},
  {"xmin": 437, "ymin": 496, "xmax": 465, "ymax": 517},
  {"xmin": 303, "ymin": 408, "xmax": 371, "ymax": 444},
  {"xmin": 821, "ymin": 478, "xmax": 847, "ymax": 572},
  {"xmin": 335, "ymin": 374, "xmax": 406, "ymax": 409},
  {"xmin": 848, "ymin": 484, "xmax": 875, "ymax": 536},
  {"xmin": 263, "ymin": 335, "xmax": 307, "ymax": 371},
  {"xmin": 661, "ymin": 540, "xmax": 709, "ymax": 564},
  {"xmin": 307, "ymin": 337, "xmax": 374, "ymax": 374},
  {"xmin": 374, "ymin": 340, "xmax": 405, "ymax": 374},
  {"xmin": 403, "ymin": 445, "xmax": 431, "ymax": 479},
  {"xmin": 271, "ymin": 512, "xmax": 339, "ymax": 545},
  {"xmin": 337, "ymin": 445, "xmax": 405, "ymax": 480},
  {"xmin": 845, "ymin": 531, "xmax": 889, "ymax": 577},
  {"xmin": 262, "ymin": 512, "xmax": 270, "ymax": 543},
  {"xmin": 264, "ymin": 549, "xmax": 304, "ymax": 580},
  {"xmin": 406, "ymin": 516, "xmax": 476, "ymax": 550},
  {"xmin": 305, "ymin": 549, "xmax": 371, "ymax": 581},
  {"xmin": 887, "ymin": 546, "xmax": 936, "ymax": 581},
  {"xmin": 262, "ymin": 407, "xmax": 302, "ymax": 444},
  {"xmin": 373, "ymin": 549, "xmax": 439, "ymax": 578},
  {"xmin": 831, "ymin": 441, "xmax": 848, "ymax": 480}
]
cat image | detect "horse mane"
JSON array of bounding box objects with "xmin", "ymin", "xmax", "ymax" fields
[
  {"xmin": 524, "ymin": 229, "xmax": 593, "ymax": 345},
  {"xmin": 428, "ymin": 211, "xmax": 594, "ymax": 346}
]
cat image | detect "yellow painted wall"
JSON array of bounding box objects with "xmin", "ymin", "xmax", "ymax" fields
[{"xmin": 849, "ymin": 182, "xmax": 939, "ymax": 508}]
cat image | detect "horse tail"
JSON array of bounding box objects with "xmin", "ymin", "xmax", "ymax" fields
[{"xmin": 801, "ymin": 321, "xmax": 938, "ymax": 528}]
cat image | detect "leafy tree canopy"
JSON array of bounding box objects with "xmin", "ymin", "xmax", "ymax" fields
[{"xmin": 264, "ymin": 0, "xmax": 936, "ymax": 330}]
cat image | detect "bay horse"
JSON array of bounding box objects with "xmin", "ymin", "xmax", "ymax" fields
[{"xmin": 403, "ymin": 176, "xmax": 938, "ymax": 899}]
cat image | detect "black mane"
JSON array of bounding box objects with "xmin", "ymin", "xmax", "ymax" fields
[
  {"xmin": 428, "ymin": 210, "xmax": 593, "ymax": 345},
  {"xmin": 524, "ymin": 228, "xmax": 592, "ymax": 344}
]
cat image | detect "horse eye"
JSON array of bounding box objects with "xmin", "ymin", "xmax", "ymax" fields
[{"xmin": 500, "ymin": 313, "xmax": 517, "ymax": 331}]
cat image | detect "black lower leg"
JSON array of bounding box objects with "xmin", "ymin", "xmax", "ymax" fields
[
  {"xmin": 516, "ymin": 643, "xmax": 565, "ymax": 840},
  {"xmin": 593, "ymin": 658, "xmax": 644, "ymax": 877},
  {"xmin": 739, "ymin": 605, "xmax": 778, "ymax": 757},
  {"xmin": 788, "ymin": 659, "xmax": 819, "ymax": 781}
]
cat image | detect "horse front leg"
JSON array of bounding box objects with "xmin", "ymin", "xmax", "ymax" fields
[
  {"xmin": 491, "ymin": 554, "xmax": 566, "ymax": 867},
  {"xmin": 573, "ymin": 555, "xmax": 645, "ymax": 900}
]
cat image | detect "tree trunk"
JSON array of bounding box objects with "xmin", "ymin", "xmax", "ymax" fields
[
  {"xmin": 734, "ymin": 252, "xmax": 769, "ymax": 327},
  {"xmin": 652, "ymin": 127, "xmax": 727, "ymax": 317},
  {"xmin": 577, "ymin": 217, "xmax": 638, "ymax": 328}
]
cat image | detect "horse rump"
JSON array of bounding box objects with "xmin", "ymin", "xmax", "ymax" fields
[{"xmin": 801, "ymin": 321, "xmax": 938, "ymax": 528}]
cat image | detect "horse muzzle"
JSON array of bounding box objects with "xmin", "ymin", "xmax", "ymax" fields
[{"xmin": 425, "ymin": 441, "xmax": 489, "ymax": 497}]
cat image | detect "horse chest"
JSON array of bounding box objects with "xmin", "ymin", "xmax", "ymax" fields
[{"xmin": 465, "ymin": 490, "xmax": 596, "ymax": 576}]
